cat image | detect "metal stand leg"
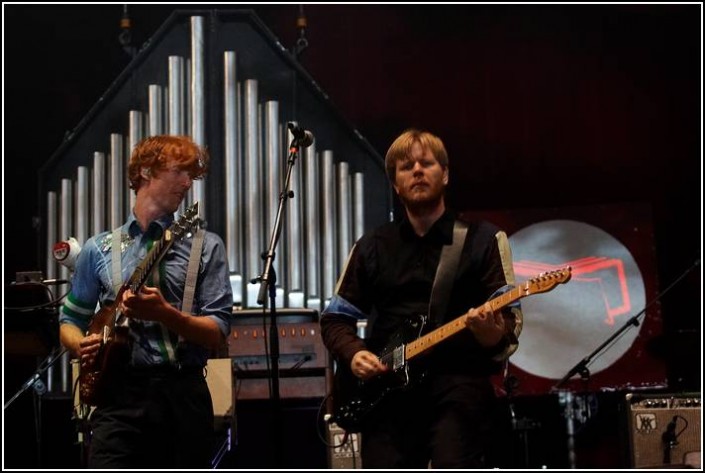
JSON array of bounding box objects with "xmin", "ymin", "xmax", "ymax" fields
[{"xmin": 557, "ymin": 390, "xmax": 591, "ymax": 469}]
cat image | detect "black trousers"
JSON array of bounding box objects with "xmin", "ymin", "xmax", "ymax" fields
[
  {"xmin": 87, "ymin": 367, "xmax": 214, "ymax": 469},
  {"xmin": 360, "ymin": 374, "xmax": 499, "ymax": 469}
]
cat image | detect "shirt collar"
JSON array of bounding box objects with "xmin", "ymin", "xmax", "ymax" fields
[
  {"xmin": 398, "ymin": 209, "xmax": 455, "ymax": 244},
  {"xmin": 126, "ymin": 212, "xmax": 175, "ymax": 239}
]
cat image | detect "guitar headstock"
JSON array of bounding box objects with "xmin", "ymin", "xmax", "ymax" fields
[
  {"xmin": 171, "ymin": 201, "xmax": 201, "ymax": 240},
  {"xmin": 524, "ymin": 266, "xmax": 572, "ymax": 295}
]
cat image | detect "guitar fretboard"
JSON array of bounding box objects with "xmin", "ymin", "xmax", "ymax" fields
[
  {"xmin": 404, "ymin": 284, "xmax": 526, "ymax": 360},
  {"xmin": 125, "ymin": 204, "xmax": 199, "ymax": 293}
]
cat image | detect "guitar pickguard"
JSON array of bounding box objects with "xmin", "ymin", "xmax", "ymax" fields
[{"xmin": 332, "ymin": 314, "xmax": 426, "ymax": 432}]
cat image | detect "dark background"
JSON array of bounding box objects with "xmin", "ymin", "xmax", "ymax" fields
[{"xmin": 3, "ymin": 3, "xmax": 701, "ymax": 469}]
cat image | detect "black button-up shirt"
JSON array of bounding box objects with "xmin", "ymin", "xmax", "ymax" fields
[{"xmin": 321, "ymin": 209, "xmax": 521, "ymax": 377}]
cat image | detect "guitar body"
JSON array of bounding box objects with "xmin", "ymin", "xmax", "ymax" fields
[
  {"xmin": 330, "ymin": 267, "xmax": 572, "ymax": 433},
  {"xmin": 79, "ymin": 299, "xmax": 131, "ymax": 405},
  {"xmin": 332, "ymin": 314, "xmax": 427, "ymax": 433}
]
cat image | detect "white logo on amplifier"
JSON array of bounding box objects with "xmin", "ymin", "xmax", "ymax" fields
[
  {"xmin": 333, "ymin": 433, "xmax": 360, "ymax": 458},
  {"xmin": 635, "ymin": 413, "xmax": 657, "ymax": 434}
]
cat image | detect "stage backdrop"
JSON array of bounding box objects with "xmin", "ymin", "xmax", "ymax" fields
[{"xmin": 461, "ymin": 201, "xmax": 666, "ymax": 395}]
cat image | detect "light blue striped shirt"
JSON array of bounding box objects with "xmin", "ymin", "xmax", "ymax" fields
[{"xmin": 60, "ymin": 212, "xmax": 234, "ymax": 367}]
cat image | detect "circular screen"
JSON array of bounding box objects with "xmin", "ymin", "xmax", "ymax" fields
[{"xmin": 509, "ymin": 219, "xmax": 646, "ymax": 380}]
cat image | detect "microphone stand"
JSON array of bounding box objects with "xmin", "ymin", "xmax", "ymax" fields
[
  {"xmin": 552, "ymin": 258, "xmax": 700, "ymax": 468},
  {"xmin": 554, "ymin": 258, "xmax": 700, "ymax": 391},
  {"xmin": 4, "ymin": 346, "xmax": 68, "ymax": 468},
  {"xmin": 254, "ymin": 132, "xmax": 305, "ymax": 466},
  {"xmin": 4, "ymin": 346, "xmax": 67, "ymax": 410}
]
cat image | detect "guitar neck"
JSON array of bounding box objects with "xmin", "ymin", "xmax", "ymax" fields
[
  {"xmin": 405, "ymin": 284, "xmax": 525, "ymax": 360},
  {"xmin": 127, "ymin": 230, "xmax": 174, "ymax": 292}
]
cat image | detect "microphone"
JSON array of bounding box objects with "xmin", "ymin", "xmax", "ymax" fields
[
  {"xmin": 52, "ymin": 237, "xmax": 82, "ymax": 272},
  {"xmin": 287, "ymin": 122, "xmax": 314, "ymax": 148}
]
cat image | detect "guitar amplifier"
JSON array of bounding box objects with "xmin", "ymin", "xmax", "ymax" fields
[
  {"xmin": 624, "ymin": 392, "xmax": 701, "ymax": 468},
  {"xmin": 229, "ymin": 309, "xmax": 330, "ymax": 399},
  {"xmin": 205, "ymin": 358, "xmax": 235, "ymax": 468},
  {"xmin": 205, "ymin": 358, "xmax": 235, "ymax": 433}
]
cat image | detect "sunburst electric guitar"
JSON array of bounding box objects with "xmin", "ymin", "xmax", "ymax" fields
[
  {"xmin": 78, "ymin": 202, "xmax": 201, "ymax": 405},
  {"xmin": 331, "ymin": 267, "xmax": 572, "ymax": 432}
]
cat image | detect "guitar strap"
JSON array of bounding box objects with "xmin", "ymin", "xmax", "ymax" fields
[
  {"xmin": 111, "ymin": 227, "xmax": 123, "ymax": 296},
  {"xmin": 428, "ymin": 219, "xmax": 468, "ymax": 328},
  {"xmin": 181, "ymin": 228, "xmax": 206, "ymax": 315}
]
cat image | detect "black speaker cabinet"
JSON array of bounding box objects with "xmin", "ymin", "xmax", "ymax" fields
[{"xmin": 625, "ymin": 392, "xmax": 701, "ymax": 468}]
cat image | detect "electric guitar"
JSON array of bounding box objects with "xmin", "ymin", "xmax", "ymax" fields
[
  {"xmin": 331, "ymin": 267, "xmax": 572, "ymax": 432},
  {"xmin": 79, "ymin": 202, "xmax": 201, "ymax": 405}
]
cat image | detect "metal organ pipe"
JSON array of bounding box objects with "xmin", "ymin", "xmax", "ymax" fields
[
  {"xmin": 190, "ymin": 16, "xmax": 206, "ymax": 218},
  {"xmin": 303, "ymin": 143, "xmax": 320, "ymax": 311},
  {"xmin": 263, "ymin": 101, "xmax": 282, "ymax": 298},
  {"xmin": 336, "ymin": 161, "xmax": 352, "ymax": 273},
  {"xmin": 243, "ymin": 79, "xmax": 261, "ymax": 307},
  {"xmin": 58, "ymin": 178, "xmax": 73, "ymax": 393},
  {"xmin": 76, "ymin": 166, "xmax": 90, "ymax": 246},
  {"xmin": 46, "ymin": 192, "xmax": 58, "ymax": 282},
  {"xmin": 321, "ymin": 150, "xmax": 337, "ymax": 306},
  {"xmin": 223, "ymin": 51, "xmax": 242, "ymax": 305},
  {"xmin": 128, "ymin": 111, "xmax": 144, "ymax": 213},
  {"xmin": 353, "ymin": 172, "xmax": 365, "ymax": 241},
  {"xmin": 168, "ymin": 55, "xmax": 186, "ymax": 214},
  {"xmin": 109, "ymin": 134, "xmax": 124, "ymax": 229},
  {"xmin": 148, "ymin": 85, "xmax": 164, "ymax": 136},
  {"xmin": 92, "ymin": 152, "xmax": 106, "ymax": 235},
  {"xmin": 184, "ymin": 57, "xmax": 192, "ymax": 156},
  {"xmin": 168, "ymin": 56, "xmax": 186, "ymax": 135}
]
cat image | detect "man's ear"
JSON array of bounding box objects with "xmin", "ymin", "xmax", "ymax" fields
[
  {"xmin": 442, "ymin": 168, "xmax": 449, "ymax": 186},
  {"xmin": 141, "ymin": 168, "xmax": 151, "ymax": 179}
]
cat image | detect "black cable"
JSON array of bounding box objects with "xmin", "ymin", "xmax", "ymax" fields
[
  {"xmin": 315, "ymin": 393, "xmax": 354, "ymax": 450},
  {"xmin": 4, "ymin": 281, "xmax": 72, "ymax": 311}
]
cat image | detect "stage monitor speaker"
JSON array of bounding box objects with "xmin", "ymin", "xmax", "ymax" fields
[{"xmin": 625, "ymin": 392, "xmax": 701, "ymax": 468}]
